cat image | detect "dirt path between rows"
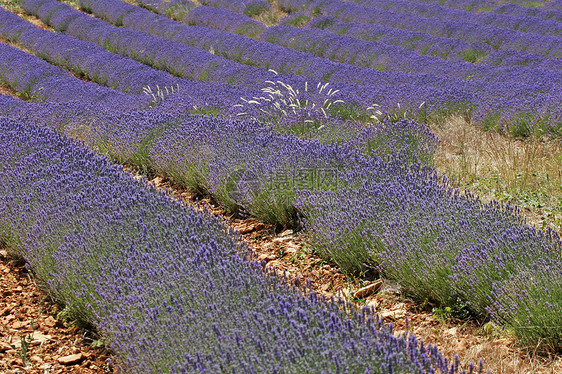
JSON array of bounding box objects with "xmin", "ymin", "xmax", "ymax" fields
[{"xmin": 0, "ymin": 250, "xmax": 117, "ymax": 374}]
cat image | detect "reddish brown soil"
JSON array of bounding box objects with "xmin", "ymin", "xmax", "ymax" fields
[{"xmin": 0, "ymin": 250, "xmax": 118, "ymax": 374}]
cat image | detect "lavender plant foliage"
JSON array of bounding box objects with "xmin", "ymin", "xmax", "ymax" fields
[
  {"xmin": 494, "ymin": 3, "xmax": 562, "ymax": 22},
  {"xmin": 0, "ymin": 7, "xmax": 179, "ymax": 94},
  {"xmin": 0, "ymin": 40, "xmax": 143, "ymax": 109},
  {"xmin": 261, "ymin": 24, "xmax": 562, "ymax": 88},
  {"xmin": 149, "ymin": 117, "xmax": 373, "ymax": 226},
  {"xmin": 184, "ymin": 5, "xmax": 266, "ymax": 37},
  {"xmin": 19, "ymin": 0, "xmax": 478, "ymax": 124},
  {"xmin": 20, "ymin": 0, "xmax": 275, "ymax": 87},
  {"xmin": 281, "ymin": 11, "xmax": 312, "ymax": 26},
  {"xmin": 350, "ymin": 0, "xmax": 562, "ymax": 37},
  {"xmin": 0, "ymin": 117, "xmax": 463, "ymax": 373},
  {"xmin": 279, "ymin": 0, "xmax": 562, "ymax": 58},
  {"xmin": 309, "ymin": 17, "xmax": 562, "ymax": 71},
  {"xmin": 137, "ymin": 0, "xmax": 196, "ymax": 20},
  {"xmin": 412, "ymin": 0, "xmax": 561, "ymax": 21},
  {"xmin": 0, "ymin": 6, "xmax": 264, "ymax": 116},
  {"xmin": 297, "ymin": 164, "xmax": 562, "ymax": 349}
]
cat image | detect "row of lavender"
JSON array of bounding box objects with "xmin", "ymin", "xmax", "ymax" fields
[
  {"xmin": 411, "ymin": 0, "xmax": 562, "ymax": 20},
  {"xmin": 261, "ymin": 25, "xmax": 562, "ymax": 82},
  {"xmin": 0, "ymin": 38, "xmax": 435, "ymax": 226},
  {"xmin": 143, "ymin": 0, "xmax": 562, "ymax": 73},
  {"xmin": 277, "ymin": 0, "xmax": 562, "ymax": 57},
  {"xmin": 345, "ymin": 0, "xmax": 562, "ymax": 37},
  {"xmin": 2, "ymin": 79, "xmax": 560, "ymax": 353},
  {"xmin": 127, "ymin": 0, "xmax": 561, "ymax": 136},
  {"xmin": 0, "ymin": 20, "xmax": 430, "ymax": 158},
  {"xmin": 302, "ymin": 16, "xmax": 562, "ymax": 71},
  {"xmin": 2, "ymin": 0, "xmax": 561, "ymax": 352},
  {"xmin": 0, "ymin": 6, "xmax": 278, "ymax": 120},
  {"xmin": 17, "ymin": 0, "xmax": 561, "ymax": 136},
  {"xmin": 14, "ymin": 0, "xmax": 471, "ymax": 128},
  {"xmin": 0, "ymin": 116, "xmax": 466, "ymax": 373}
]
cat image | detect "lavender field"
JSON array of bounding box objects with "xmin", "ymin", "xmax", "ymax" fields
[{"xmin": 0, "ymin": 0, "xmax": 561, "ymax": 372}]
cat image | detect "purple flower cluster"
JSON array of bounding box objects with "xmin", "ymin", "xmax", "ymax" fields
[
  {"xmin": 0, "ymin": 117, "xmax": 468, "ymax": 373},
  {"xmin": 352, "ymin": 0, "xmax": 562, "ymax": 37},
  {"xmin": 184, "ymin": 5, "xmax": 266, "ymax": 37},
  {"xmin": 279, "ymin": 0, "xmax": 562, "ymax": 57},
  {"xmin": 261, "ymin": 24, "xmax": 562, "ymax": 87}
]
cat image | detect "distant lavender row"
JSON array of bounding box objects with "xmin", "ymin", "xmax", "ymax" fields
[
  {"xmin": 0, "ymin": 117, "xmax": 466, "ymax": 373},
  {"xmin": 199, "ymin": 0, "xmax": 271, "ymax": 16},
  {"xmin": 411, "ymin": 0, "xmax": 562, "ymax": 21},
  {"xmin": 278, "ymin": 0, "xmax": 562, "ymax": 58},
  {"xmin": 493, "ymin": 3, "xmax": 562, "ymax": 22},
  {"xmin": 259, "ymin": 24, "xmax": 562, "ymax": 136},
  {"xmin": 70, "ymin": 0, "xmax": 562, "ymax": 135},
  {"xmin": 69, "ymin": 0, "xmax": 457, "ymax": 90},
  {"xmin": 309, "ymin": 17, "xmax": 562, "ymax": 71},
  {"xmin": 262, "ymin": 24, "xmax": 562, "ymax": 88},
  {"xmin": 0, "ymin": 40, "xmax": 142, "ymax": 109},
  {"xmin": 22, "ymin": 0, "xmax": 483, "ymax": 124},
  {"xmin": 0, "ymin": 4, "xmax": 364, "ymax": 133},
  {"xmin": 349, "ymin": 0, "xmax": 562, "ymax": 37},
  {"xmin": 185, "ymin": 5, "xmax": 266, "ymax": 37},
  {"xmin": 0, "ymin": 7, "xmax": 264, "ymax": 116},
  {"xmin": 0, "ymin": 7, "xmax": 179, "ymax": 94},
  {"xmin": 19, "ymin": 0, "xmax": 279, "ymax": 88}
]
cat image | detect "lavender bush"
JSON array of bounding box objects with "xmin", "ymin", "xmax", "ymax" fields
[
  {"xmin": 0, "ymin": 117, "xmax": 467, "ymax": 373},
  {"xmin": 184, "ymin": 5, "xmax": 266, "ymax": 38},
  {"xmin": 200, "ymin": 0, "xmax": 271, "ymax": 17},
  {"xmin": 137, "ymin": 0, "xmax": 196, "ymax": 20},
  {"xmin": 297, "ymin": 166, "xmax": 562, "ymax": 350}
]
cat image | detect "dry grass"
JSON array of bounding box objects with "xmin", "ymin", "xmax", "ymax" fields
[
  {"xmin": 432, "ymin": 116, "xmax": 562, "ymax": 233},
  {"xmin": 254, "ymin": 0, "xmax": 289, "ymax": 27},
  {"xmin": 0, "ymin": 85, "xmax": 19, "ymax": 98}
]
